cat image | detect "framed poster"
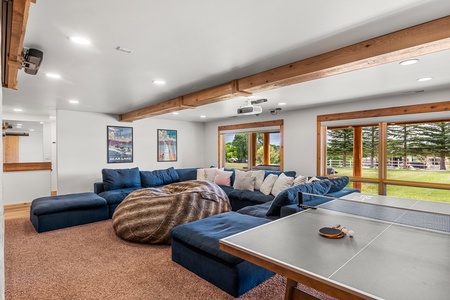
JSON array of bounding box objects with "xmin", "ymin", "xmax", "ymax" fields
[
  {"xmin": 157, "ymin": 129, "xmax": 177, "ymax": 162},
  {"xmin": 107, "ymin": 126, "xmax": 133, "ymax": 163}
]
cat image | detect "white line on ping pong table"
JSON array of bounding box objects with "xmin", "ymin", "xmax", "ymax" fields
[{"xmin": 327, "ymin": 207, "xmax": 411, "ymax": 279}]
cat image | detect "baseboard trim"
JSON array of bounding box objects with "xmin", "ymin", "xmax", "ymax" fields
[{"xmin": 4, "ymin": 202, "xmax": 32, "ymax": 211}]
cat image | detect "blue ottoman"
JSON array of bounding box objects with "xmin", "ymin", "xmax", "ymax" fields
[
  {"xmin": 170, "ymin": 212, "xmax": 275, "ymax": 297},
  {"xmin": 30, "ymin": 192, "xmax": 109, "ymax": 233}
]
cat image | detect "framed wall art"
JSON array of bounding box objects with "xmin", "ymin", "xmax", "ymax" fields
[
  {"xmin": 157, "ymin": 129, "xmax": 177, "ymax": 162},
  {"xmin": 107, "ymin": 126, "xmax": 133, "ymax": 163}
]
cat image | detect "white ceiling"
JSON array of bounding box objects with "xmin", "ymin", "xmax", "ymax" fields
[{"xmin": 3, "ymin": 0, "xmax": 450, "ymax": 123}]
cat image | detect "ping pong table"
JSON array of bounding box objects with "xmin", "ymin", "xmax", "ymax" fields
[{"xmin": 220, "ymin": 193, "xmax": 450, "ymax": 300}]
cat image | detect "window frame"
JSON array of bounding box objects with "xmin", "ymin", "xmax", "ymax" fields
[
  {"xmin": 218, "ymin": 120, "xmax": 284, "ymax": 170},
  {"xmin": 317, "ymin": 101, "xmax": 450, "ymax": 195}
]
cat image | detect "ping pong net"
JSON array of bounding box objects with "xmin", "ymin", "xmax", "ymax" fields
[{"xmin": 298, "ymin": 192, "xmax": 450, "ymax": 233}]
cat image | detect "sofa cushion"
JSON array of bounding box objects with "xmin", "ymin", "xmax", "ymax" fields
[
  {"xmin": 175, "ymin": 168, "xmax": 198, "ymax": 181},
  {"xmin": 141, "ymin": 167, "xmax": 180, "ymax": 188},
  {"xmin": 328, "ymin": 176, "xmax": 350, "ymax": 193},
  {"xmin": 250, "ymin": 170, "xmax": 265, "ymax": 190},
  {"xmin": 102, "ymin": 167, "xmax": 141, "ymax": 191},
  {"xmin": 170, "ymin": 212, "xmax": 271, "ymax": 265},
  {"xmin": 266, "ymin": 179, "xmax": 332, "ymax": 216},
  {"xmin": 228, "ymin": 189, "xmax": 274, "ymax": 205},
  {"xmin": 98, "ymin": 187, "xmax": 141, "ymax": 205},
  {"xmin": 237, "ymin": 201, "xmax": 278, "ymax": 220}
]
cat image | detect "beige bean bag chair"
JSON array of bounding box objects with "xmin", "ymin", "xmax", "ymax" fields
[{"xmin": 112, "ymin": 180, "xmax": 231, "ymax": 244}]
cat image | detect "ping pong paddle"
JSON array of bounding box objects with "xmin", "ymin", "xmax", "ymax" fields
[{"xmin": 319, "ymin": 226, "xmax": 346, "ymax": 239}]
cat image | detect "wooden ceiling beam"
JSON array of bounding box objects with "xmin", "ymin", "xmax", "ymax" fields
[
  {"xmin": 1, "ymin": 0, "xmax": 35, "ymax": 90},
  {"xmin": 121, "ymin": 15, "xmax": 450, "ymax": 122},
  {"xmin": 119, "ymin": 97, "xmax": 190, "ymax": 122},
  {"xmin": 238, "ymin": 15, "xmax": 450, "ymax": 93}
]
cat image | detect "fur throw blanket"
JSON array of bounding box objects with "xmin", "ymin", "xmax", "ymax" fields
[{"xmin": 112, "ymin": 180, "xmax": 231, "ymax": 244}]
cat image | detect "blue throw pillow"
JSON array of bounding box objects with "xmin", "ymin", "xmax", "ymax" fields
[
  {"xmin": 102, "ymin": 167, "xmax": 141, "ymax": 191},
  {"xmin": 266, "ymin": 180, "xmax": 332, "ymax": 216},
  {"xmin": 175, "ymin": 168, "xmax": 198, "ymax": 181},
  {"xmin": 141, "ymin": 167, "xmax": 181, "ymax": 188},
  {"xmin": 328, "ymin": 176, "xmax": 350, "ymax": 193}
]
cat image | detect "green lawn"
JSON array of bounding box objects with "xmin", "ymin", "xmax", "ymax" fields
[{"xmin": 333, "ymin": 167, "xmax": 450, "ymax": 203}]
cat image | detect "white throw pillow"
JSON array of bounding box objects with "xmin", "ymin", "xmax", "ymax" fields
[
  {"xmin": 250, "ymin": 170, "xmax": 265, "ymax": 190},
  {"xmin": 196, "ymin": 168, "xmax": 206, "ymax": 180},
  {"xmin": 196, "ymin": 168, "xmax": 218, "ymax": 181},
  {"xmin": 234, "ymin": 176, "xmax": 256, "ymax": 191},
  {"xmin": 271, "ymin": 173, "xmax": 294, "ymax": 196},
  {"xmin": 293, "ymin": 175, "xmax": 308, "ymax": 186},
  {"xmin": 259, "ymin": 174, "xmax": 278, "ymax": 195},
  {"xmin": 204, "ymin": 168, "xmax": 218, "ymax": 181},
  {"xmin": 308, "ymin": 176, "xmax": 320, "ymax": 182},
  {"xmin": 233, "ymin": 169, "xmax": 253, "ymax": 189}
]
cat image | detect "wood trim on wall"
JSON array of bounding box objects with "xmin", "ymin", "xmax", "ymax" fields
[
  {"xmin": 218, "ymin": 119, "xmax": 285, "ymax": 171},
  {"xmin": 3, "ymin": 162, "xmax": 52, "ymax": 172},
  {"xmin": 317, "ymin": 101, "xmax": 450, "ymax": 193}
]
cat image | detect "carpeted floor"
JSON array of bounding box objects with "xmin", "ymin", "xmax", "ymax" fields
[{"xmin": 5, "ymin": 218, "xmax": 335, "ymax": 300}]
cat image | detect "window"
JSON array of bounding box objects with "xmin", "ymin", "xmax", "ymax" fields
[
  {"xmin": 219, "ymin": 120, "xmax": 284, "ymax": 170},
  {"xmin": 318, "ymin": 101, "xmax": 450, "ymax": 203}
]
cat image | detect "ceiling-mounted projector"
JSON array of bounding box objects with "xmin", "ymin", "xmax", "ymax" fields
[
  {"xmin": 237, "ymin": 105, "xmax": 262, "ymax": 115},
  {"xmin": 237, "ymin": 98, "xmax": 267, "ymax": 115},
  {"xmin": 22, "ymin": 48, "xmax": 43, "ymax": 75}
]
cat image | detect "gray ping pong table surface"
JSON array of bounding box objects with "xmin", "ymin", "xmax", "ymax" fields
[{"xmin": 219, "ymin": 193, "xmax": 450, "ymax": 300}]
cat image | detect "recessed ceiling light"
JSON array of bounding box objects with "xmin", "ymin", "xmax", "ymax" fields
[
  {"xmin": 13, "ymin": 108, "xmax": 23, "ymax": 112},
  {"xmin": 45, "ymin": 73, "xmax": 61, "ymax": 79},
  {"xmin": 69, "ymin": 36, "xmax": 91, "ymax": 45},
  {"xmin": 200, "ymin": 115, "xmax": 206, "ymax": 118},
  {"xmin": 153, "ymin": 80, "xmax": 166, "ymax": 85},
  {"xmin": 172, "ymin": 112, "xmax": 179, "ymax": 115},
  {"xmin": 29, "ymin": 129, "xmax": 35, "ymax": 132},
  {"xmin": 16, "ymin": 123, "xmax": 22, "ymax": 126},
  {"xmin": 399, "ymin": 59, "xmax": 419, "ymax": 66},
  {"xmin": 417, "ymin": 77, "xmax": 433, "ymax": 82},
  {"xmin": 69, "ymin": 99, "xmax": 79, "ymax": 104},
  {"xmin": 278, "ymin": 102, "xmax": 286, "ymax": 106}
]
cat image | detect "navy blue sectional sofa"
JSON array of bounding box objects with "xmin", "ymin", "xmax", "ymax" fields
[
  {"xmin": 94, "ymin": 166, "xmax": 198, "ymax": 217},
  {"xmin": 94, "ymin": 166, "xmax": 358, "ymax": 219}
]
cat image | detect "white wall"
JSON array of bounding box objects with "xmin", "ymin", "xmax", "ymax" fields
[
  {"xmin": 2, "ymin": 171, "xmax": 51, "ymax": 204},
  {"xmin": 203, "ymin": 89, "xmax": 450, "ymax": 176},
  {"xmin": 0, "ymin": 73, "xmax": 4, "ymax": 300},
  {"xmin": 18, "ymin": 131, "xmax": 43, "ymax": 162},
  {"xmin": 57, "ymin": 110, "xmax": 205, "ymax": 194}
]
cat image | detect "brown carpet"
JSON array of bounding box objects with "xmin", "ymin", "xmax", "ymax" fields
[{"xmin": 5, "ymin": 218, "xmax": 335, "ymax": 300}]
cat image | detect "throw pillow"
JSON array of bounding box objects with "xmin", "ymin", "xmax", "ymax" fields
[
  {"xmin": 308, "ymin": 176, "xmax": 321, "ymax": 182},
  {"xmin": 293, "ymin": 174, "xmax": 307, "ymax": 186},
  {"xmin": 266, "ymin": 179, "xmax": 332, "ymax": 216},
  {"xmin": 234, "ymin": 176, "xmax": 256, "ymax": 191},
  {"xmin": 259, "ymin": 174, "xmax": 278, "ymax": 195},
  {"xmin": 196, "ymin": 169, "xmax": 206, "ymax": 180},
  {"xmin": 204, "ymin": 168, "xmax": 218, "ymax": 181},
  {"xmin": 233, "ymin": 169, "xmax": 252, "ymax": 189},
  {"xmin": 271, "ymin": 173, "xmax": 294, "ymax": 196},
  {"xmin": 141, "ymin": 167, "xmax": 181, "ymax": 188},
  {"xmin": 102, "ymin": 167, "xmax": 141, "ymax": 191},
  {"xmin": 328, "ymin": 176, "xmax": 350, "ymax": 193},
  {"xmin": 250, "ymin": 170, "xmax": 265, "ymax": 190},
  {"xmin": 214, "ymin": 169, "xmax": 233, "ymax": 186}
]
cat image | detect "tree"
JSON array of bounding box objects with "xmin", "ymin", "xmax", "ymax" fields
[
  {"xmin": 327, "ymin": 129, "xmax": 354, "ymax": 167},
  {"xmin": 387, "ymin": 125, "xmax": 420, "ymax": 169},
  {"xmin": 362, "ymin": 126, "xmax": 379, "ymax": 168},
  {"xmin": 414, "ymin": 122, "xmax": 450, "ymax": 170},
  {"xmin": 231, "ymin": 134, "xmax": 248, "ymax": 160}
]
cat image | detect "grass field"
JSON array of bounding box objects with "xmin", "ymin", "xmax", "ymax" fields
[{"xmin": 334, "ymin": 167, "xmax": 450, "ymax": 203}]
